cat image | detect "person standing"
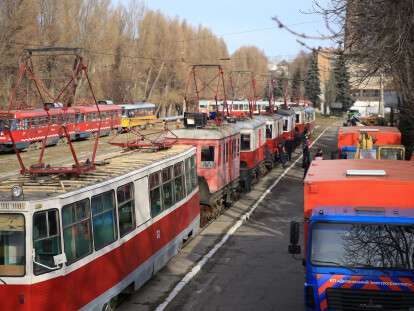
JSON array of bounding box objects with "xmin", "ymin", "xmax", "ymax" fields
[{"xmin": 302, "ymin": 134, "xmax": 311, "ymax": 178}]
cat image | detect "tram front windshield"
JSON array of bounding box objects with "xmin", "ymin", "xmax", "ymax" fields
[
  {"xmin": 0, "ymin": 214, "xmax": 25, "ymax": 276},
  {"xmin": 311, "ymin": 222, "xmax": 414, "ymax": 270},
  {"xmin": 379, "ymin": 147, "xmax": 404, "ymax": 160}
]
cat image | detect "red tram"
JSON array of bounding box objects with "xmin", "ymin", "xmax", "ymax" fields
[
  {"xmin": 0, "ymin": 105, "xmax": 121, "ymax": 152},
  {"xmin": 237, "ymin": 118, "xmax": 267, "ymax": 191},
  {"xmin": 0, "ymin": 145, "xmax": 199, "ymax": 310},
  {"xmin": 291, "ymin": 106, "xmax": 316, "ymax": 136},
  {"xmin": 256, "ymin": 114, "xmax": 284, "ymax": 168},
  {"xmin": 275, "ymin": 108, "xmax": 296, "ymax": 142},
  {"xmin": 167, "ymin": 118, "xmax": 240, "ymax": 222}
]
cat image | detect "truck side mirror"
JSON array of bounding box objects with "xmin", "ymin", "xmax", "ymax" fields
[{"xmin": 288, "ymin": 221, "xmax": 301, "ymax": 255}]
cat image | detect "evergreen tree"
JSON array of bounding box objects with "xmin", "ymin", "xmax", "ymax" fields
[
  {"xmin": 333, "ymin": 52, "xmax": 353, "ymax": 111},
  {"xmin": 290, "ymin": 68, "xmax": 301, "ymax": 103},
  {"xmin": 273, "ymin": 72, "xmax": 286, "ymax": 99},
  {"xmin": 304, "ymin": 53, "xmax": 321, "ymax": 108}
]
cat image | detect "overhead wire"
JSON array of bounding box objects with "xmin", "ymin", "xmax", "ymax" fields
[{"xmin": 6, "ymin": 20, "xmax": 322, "ymax": 64}]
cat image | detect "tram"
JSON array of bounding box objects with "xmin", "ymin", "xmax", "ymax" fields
[
  {"xmin": 237, "ymin": 118, "xmax": 267, "ymax": 191},
  {"xmin": 275, "ymin": 108, "xmax": 296, "ymax": 144},
  {"xmin": 227, "ymin": 100, "xmax": 269, "ymax": 117},
  {"xmin": 0, "ymin": 105, "xmax": 121, "ymax": 152},
  {"xmin": 119, "ymin": 103, "xmax": 157, "ymax": 130},
  {"xmin": 256, "ymin": 114, "xmax": 284, "ymax": 168},
  {"xmin": 0, "ymin": 145, "xmax": 199, "ymax": 311},
  {"xmin": 167, "ymin": 115, "xmax": 240, "ymax": 223}
]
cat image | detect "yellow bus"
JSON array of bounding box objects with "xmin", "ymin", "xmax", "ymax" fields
[{"xmin": 120, "ymin": 102, "xmax": 157, "ymax": 129}]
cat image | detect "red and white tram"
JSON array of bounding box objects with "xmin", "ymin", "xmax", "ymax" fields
[
  {"xmin": 304, "ymin": 106, "xmax": 316, "ymax": 133},
  {"xmin": 0, "ymin": 145, "xmax": 199, "ymax": 310},
  {"xmin": 0, "ymin": 105, "xmax": 121, "ymax": 152},
  {"xmin": 292, "ymin": 106, "xmax": 306, "ymax": 136},
  {"xmin": 167, "ymin": 115, "xmax": 240, "ymax": 223},
  {"xmin": 256, "ymin": 114, "xmax": 284, "ymax": 168},
  {"xmin": 228, "ymin": 100, "xmax": 269, "ymax": 117},
  {"xmin": 275, "ymin": 108, "xmax": 296, "ymax": 143},
  {"xmin": 237, "ymin": 118, "xmax": 267, "ymax": 191}
]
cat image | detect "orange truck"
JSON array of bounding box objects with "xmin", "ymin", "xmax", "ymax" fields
[
  {"xmin": 289, "ymin": 159, "xmax": 414, "ymax": 310},
  {"xmin": 336, "ymin": 126, "xmax": 405, "ymax": 160}
]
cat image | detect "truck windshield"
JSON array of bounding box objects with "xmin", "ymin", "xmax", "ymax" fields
[
  {"xmin": 311, "ymin": 222, "xmax": 414, "ymax": 270},
  {"xmin": 379, "ymin": 147, "xmax": 404, "ymax": 160},
  {"xmin": 0, "ymin": 214, "xmax": 25, "ymax": 276}
]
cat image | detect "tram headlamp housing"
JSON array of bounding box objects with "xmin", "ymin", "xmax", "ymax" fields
[{"xmin": 11, "ymin": 185, "xmax": 23, "ymax": 200}]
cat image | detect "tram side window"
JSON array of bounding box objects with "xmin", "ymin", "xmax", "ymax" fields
[
  {"xmin": 150, "ymin": 172, "xmax": 163, "ymax": 217},
  {"xmin": 0, "ymin": 214, "xmax": 25, "ymax": 277},
  {"xmin": 191, "ymin": 155, "xmax": 197, "ymax": 190},
  {"xmin": 174, "ymin": 162, "xmax": 185, "ymax": 203},
  {"xmin": 266, "ymin": 124, "xmax": 273, "ymax": 139},
  {"xmin": 62, "ymin": 199, "xmax": 93, "ymax": 264},
  {"xmin": 201, "ymin": 146, "xmax": 215, "ymax": 168},
  {"xmin": 117, "ymin": 183, "xmax": 135, "ymax": 237},
  {"xmin": 185, "ymin": 156, "xmax": 197, "ymax": 193},
  {"xmin": 241, "ymin": 134, "xmax": 251, "ymax": 151},
  {"xmin": 91, "ymin": 191, "xmax": 117, "ymax": 250},
  {"xmin": 33, "ymin": 210, "xmax": 61, "ymax": 275},
  {"xmin": 226, "ymin": 141, "xmax": 230, "ymax": 163},
  {"xmin": 162, "ymin": 166, "xmax": 174, "ymax": 209},
  {"xmin": 283, "ymin": 119, "xmax": 288, "ymax": 131},
  {"xmin": 296, "ymin": 114, "xmax": 300, "ymax": 123},
  {"xmin": 17, "ymin": 119, "xmax": 29, "ymax": 130}
]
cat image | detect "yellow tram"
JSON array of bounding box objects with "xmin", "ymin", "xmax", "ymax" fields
[{"xmin": 120, "ymin": 102, "xmax": 157, "ymax": 129}]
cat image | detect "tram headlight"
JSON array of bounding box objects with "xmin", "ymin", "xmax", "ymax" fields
[{"xmin": 11, "ymin": 185, "xmax": 23, "ymax": 199}]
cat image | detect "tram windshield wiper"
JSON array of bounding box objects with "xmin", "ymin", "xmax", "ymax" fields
[{"xmin": 312, "ymin": 259, "xmax": 358, "ymax": 273}]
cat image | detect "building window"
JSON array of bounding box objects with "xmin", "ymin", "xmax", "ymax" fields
[
  {"xmin": 226, "ymin": 141, "xmax": 230, "ymax": 162},
  {"xmin": 33, "ymin": 210, "xmax": 61, "ymax": 275},
  {"xmin": 201, "ymin": 146, "xmax": 215, "ymax": 168},
  {"xmin": 63, "ymin": 199, "xmax": 93, "ymax": 264},
  {"xmin": 241, "ymin": 134, "xmax": 251, "ymax": 151},
  {"xmin": 117, "ymin": 183, "xmax": 135, "ymax": 237},
  {"xmin": 162, "ymin": 166, "xmax": 174, "ymax": 209},
  {"xmin": 150, "ymin": 172, "xmax": 162, "ymax": 217},
  {"xmin": 174, "ymin": 162, "xmax": 185, "ymax": 202}
]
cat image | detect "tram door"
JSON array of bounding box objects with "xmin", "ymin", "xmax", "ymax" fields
[{"xmin": 134, "ymin": 177, "xmax": 150, "ymax": 226}]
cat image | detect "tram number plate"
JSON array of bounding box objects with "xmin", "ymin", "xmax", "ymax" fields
[{"xmin": 156, "ymin": 230, "xmax": 161, "ymax": 239}]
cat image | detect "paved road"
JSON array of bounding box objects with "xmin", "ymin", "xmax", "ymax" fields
[{"xmin": 163, "ymin": 125, "xmax": 339, "ymax": 311}]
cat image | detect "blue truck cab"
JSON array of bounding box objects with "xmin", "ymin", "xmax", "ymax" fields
[{"xmin": 289, "ymin": 159, "xmax": 414, "ymax": 311}]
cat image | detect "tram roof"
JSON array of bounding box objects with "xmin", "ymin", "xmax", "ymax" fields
[
  {"xmin": 255, "ymin": 115, "xmax": 283, "ymax": 122},
  {"xmin": 120, "ymin": 102, "xmax": 156, "ymax": 109},
  {"xmin": 291, "ymin": 106, "xmax": 305, "ymax": 112},
  {"xmin": 305, "ymin": 159, "xmax": 414, "ymax": 183},
  {"xmin": 235, "ymin": 117, "xmax": 266, "ymax": 129},
  {"xmin": 275, "ymin": 108, "xmax": 295, "ymax": 117},
  {"xmin": 169, "ymin": 123, "xmax": 240, "ymax": 140},
  {"xmin": 0, "ymin": 145, "xmax": 194, "ymax": 202}
]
